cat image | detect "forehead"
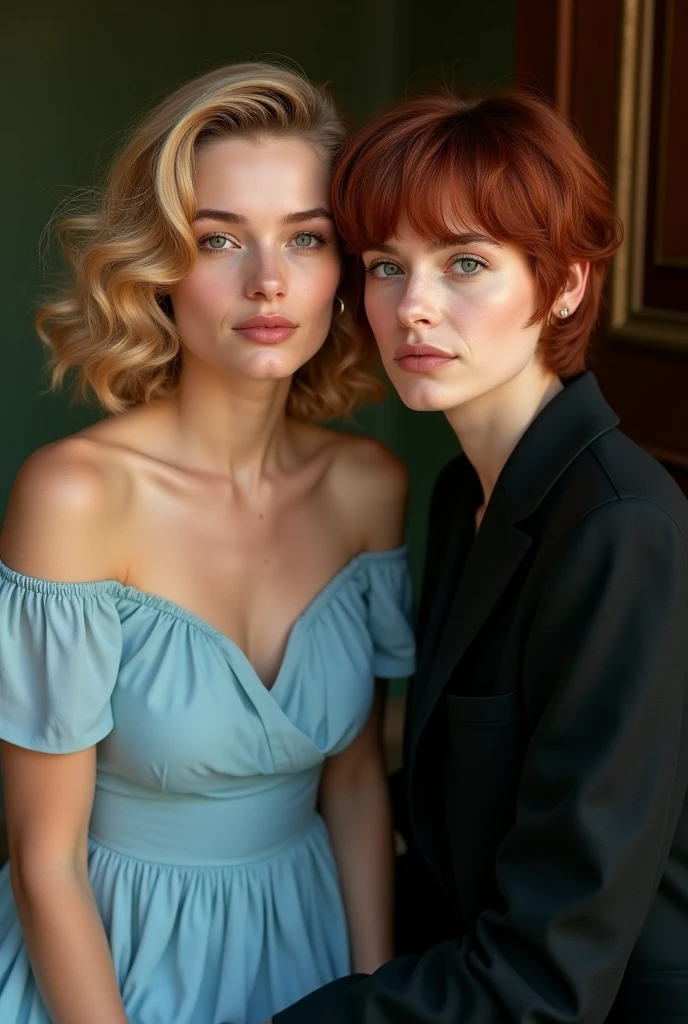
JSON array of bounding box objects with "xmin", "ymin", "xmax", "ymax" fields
[
  {"xmin": 391, "ymin": 210, "xmax": 484, "ymax": 243},
  {"xmin": 194, "ymin": 136, "xmax": 330, "ymax": 209}
]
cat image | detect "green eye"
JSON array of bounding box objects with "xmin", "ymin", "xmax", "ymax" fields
[
  {"xmin": 294, "ymin": 232, "xmax": 315, "ymax": 247},
  {"xmin": 207, "ymin": 235, "xmax": 228, "ymax": 249}
]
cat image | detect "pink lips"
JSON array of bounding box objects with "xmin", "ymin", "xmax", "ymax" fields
[
  {"xmin": 234, "ymin": 314, "xmax": 297, "ymax": 344},
  {"xmin": 393, "ymin": 343, "xmax": 457, "ymax": 373}
]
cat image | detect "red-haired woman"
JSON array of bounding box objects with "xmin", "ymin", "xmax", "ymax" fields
[{"xmin": 271, "ymin": 92, "xmax": 688, "ymax": 1024}]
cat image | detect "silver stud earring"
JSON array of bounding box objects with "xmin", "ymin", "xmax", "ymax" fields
[{"xmin": 560, "ymin": 307, "xmax": 569, "ymax": 318}]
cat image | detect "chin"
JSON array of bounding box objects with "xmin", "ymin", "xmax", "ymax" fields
[
  {"xmin": 238, "ymin": 339, "xmax": 326, "ymax": 381},
  {"xmin": 236, "ymin": 350, "xmax": 302, "ymax": 380},
  {"xmin": 393, "ymin": 377, "xmax": 460, "ymax": 413}
]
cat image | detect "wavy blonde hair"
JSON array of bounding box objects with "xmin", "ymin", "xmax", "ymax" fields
[{"xmin": 37, "ymin": 63, "xmax": 384, "ymax": 420}]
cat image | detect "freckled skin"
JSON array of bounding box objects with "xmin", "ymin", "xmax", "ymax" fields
[{"xmin": 362, "ymin": 213, "xmax": 548, "ymax": 417}]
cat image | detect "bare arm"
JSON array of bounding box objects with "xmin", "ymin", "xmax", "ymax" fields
[
  {"xmin": 316, "ymin": 436, "xmax": 409, "ymax": 973},
  {"xmin": 2, "ymin": 744, "xmax": 128, "ymax": 1024},
  {"xmin": 318, "ymin": 683, "xmax": 395, "ymax": 974},
  {"xmin": 0, "ymin": 439, "xmax": 129, "ymax": 1023}
]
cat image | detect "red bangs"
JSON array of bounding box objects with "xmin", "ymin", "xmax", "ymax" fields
[{"xmin": 332, "ymin": 92, "xmax": 623, "ymax": 377}]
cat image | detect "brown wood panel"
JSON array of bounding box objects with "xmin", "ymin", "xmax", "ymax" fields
[
  {"xmin": 514, "ymin": 0, "xmax": 560, "ymax": 98},
  {"xmin": 568, "ymin": 0, "xmax": 624, "ymax": 182},
  {"xmin": 654, "ymin": 0, "xmax": 688, "ymax": 265},
  {"xmin": 517, "ymin": 0, "xmax": 688, "ymax": 494},
  {"xmin": 642, "ymin": 0, "xmax": 688, "ymax": 310}
]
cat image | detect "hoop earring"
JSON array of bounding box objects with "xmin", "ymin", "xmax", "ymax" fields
[
  {"xmin": 156, "ymin": 293, "xmax": 173, "ymax": 318},
  {"xmin": 333, "ymin": 295, "xmax": 345, "ymax": 318}
]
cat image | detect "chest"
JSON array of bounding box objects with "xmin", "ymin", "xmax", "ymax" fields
[
  {"xmin": 98, "ymin": 572, "xmax": 378, "ymax": 794},
  {"xmin": 122, "ymin": 474, "xmax": 352, "ymax": 687}
]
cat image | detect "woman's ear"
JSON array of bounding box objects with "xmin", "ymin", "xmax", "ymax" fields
[{"xmin": 551, "ymin": 261, "xmax": 590, "ymax": 321}]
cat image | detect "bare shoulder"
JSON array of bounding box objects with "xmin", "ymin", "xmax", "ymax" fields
[
  {"xmin": 329, "ymin": 432, "xmax": 408, "ymax": 497},
  {"xmin": 0, "ymin": 434, "xmax": 130, "ymax": 582},
  {"xmin": 324, "ymin": 431, "xmax": 409, "ymax": 552}
]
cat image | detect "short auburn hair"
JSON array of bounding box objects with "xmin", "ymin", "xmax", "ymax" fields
[
  {"xmin": 36, "ymin": 63, "xmax": 383, "ymax": 421},
  {"xmin": 332, "ymin": 91, "xmax": 623, "ymax": 377}
]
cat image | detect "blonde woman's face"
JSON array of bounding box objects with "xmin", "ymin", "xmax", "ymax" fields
[{"xmin": 169, "ymin": 136, "xmax": 341, "ymax": 382}]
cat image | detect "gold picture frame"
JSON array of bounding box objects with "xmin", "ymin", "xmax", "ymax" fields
[{"xmin": 611, "ymin": 0, "xmax": 688, "ymax": 352}]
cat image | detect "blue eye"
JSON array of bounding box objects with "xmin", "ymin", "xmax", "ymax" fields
[
  {"xmin": 367, "ymin": 261, "xmax": 404, "ymax": 278},
  {"xmin": 450, "ymin": 255, "xmax": 486, "ymax": 276}
]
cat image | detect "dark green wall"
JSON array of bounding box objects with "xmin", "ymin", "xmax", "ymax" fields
[{"xmin": 2, "ymin": 1, "xmax": 516, "ymax": 587}]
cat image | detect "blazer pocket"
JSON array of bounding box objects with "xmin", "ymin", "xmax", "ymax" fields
[
  {"xmin": 443, "ymin": 688, "xmax": 525, "ymax": 927},
  {"xmin": 446, "ymin": 688, "xmax": 521, "ymax": 725}
]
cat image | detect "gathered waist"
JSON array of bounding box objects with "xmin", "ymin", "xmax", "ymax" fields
[{"xmin": 89, "ymin": 769, "xmax": 321, "ymax": 867}]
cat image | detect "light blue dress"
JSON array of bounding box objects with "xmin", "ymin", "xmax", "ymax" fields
[{"xmin": 0, "ymin": 548, "xmax": 415, "ymax": 1024}]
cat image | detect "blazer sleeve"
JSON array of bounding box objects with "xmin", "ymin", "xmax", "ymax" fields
[{"xmin": 274, "ymin": 496, "xmax": 688, "ymax": 1024}]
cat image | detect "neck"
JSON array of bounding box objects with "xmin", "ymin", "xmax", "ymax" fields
[
  {"xmin": 161, "ymin": 353, "xmax": 295, "ymax": 486},
  {"xmin": 444, "ymin": 361, "xmax": 563, "ymax": 512}
]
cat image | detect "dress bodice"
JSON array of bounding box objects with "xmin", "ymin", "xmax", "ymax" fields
[
  {"xmin": 0, "ymin": 548, "xmax": 416, "ymax": 1022},
  {"xmin": 0, "ymin": 549, "xmax": 415, "ymax": 862},
  {"xmin": 0, "ymin": 547, "xmax": 414, "ymax": 775}
]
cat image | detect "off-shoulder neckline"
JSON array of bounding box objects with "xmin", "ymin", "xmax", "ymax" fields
[{"xmin": 0, "ymin": 546, "xmax": 410, "ymax": 692}]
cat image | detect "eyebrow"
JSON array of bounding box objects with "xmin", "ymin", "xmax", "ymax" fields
[
  {"xmin": 367, "ymin": 233, "xmax": 501, "ymax": 255},
  {"xmin": 193, "ymin": 206, "xmax": 334, "ymax": 225},
  {"xmin": 426, "ymin": 233, "xmax": 502, "ymax": 253},
  {"xmin": 282, "ymin": 207, "xmax": 334, "ymax": 225}
]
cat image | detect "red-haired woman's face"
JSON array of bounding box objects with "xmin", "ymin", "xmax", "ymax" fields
[{"xmin": 362, "ymin": 215, "xmax": 552, "ymax": 414}]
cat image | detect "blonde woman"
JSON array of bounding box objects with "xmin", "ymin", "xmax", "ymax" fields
[{"xmin": 0, "ymin": 64, "xmax": 414, "ymax": 1024}]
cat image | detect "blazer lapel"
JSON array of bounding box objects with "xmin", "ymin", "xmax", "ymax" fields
[
  {"xmin": 404, "ymin": 461, "xmax": 481, "ymax": 736},
  {"xmin": 410, "ymin": 484, "xmax": 532, "ymax": 746},
  {"xmin": 415, "ymin": 474, "xmax": 479, "ymax": 675},
  {"xmin": 407, "ymin": 372, "xmax": 620, "ymax": 756}
]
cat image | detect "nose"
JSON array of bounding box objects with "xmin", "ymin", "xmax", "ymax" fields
[
  {"xmin": 395, "ymin": 275, "xmax": 441, "ymax": 331},
  {"xmin": 244, "ymin": 248, "xmax": 287, "ymax": 302}
]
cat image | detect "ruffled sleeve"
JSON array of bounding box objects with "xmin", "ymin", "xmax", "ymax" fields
[
  {"xmin": 0, "ymin": 563, "xmax": 122, "ymax": 753},
  {"xmin": 365, "ymin": 548, "xmax": 416, "ymax": 678}
]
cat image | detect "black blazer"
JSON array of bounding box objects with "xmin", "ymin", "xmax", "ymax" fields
[{"xmin": 276, "ymin": 373, "xmax": 688, "ymax": 1024}]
